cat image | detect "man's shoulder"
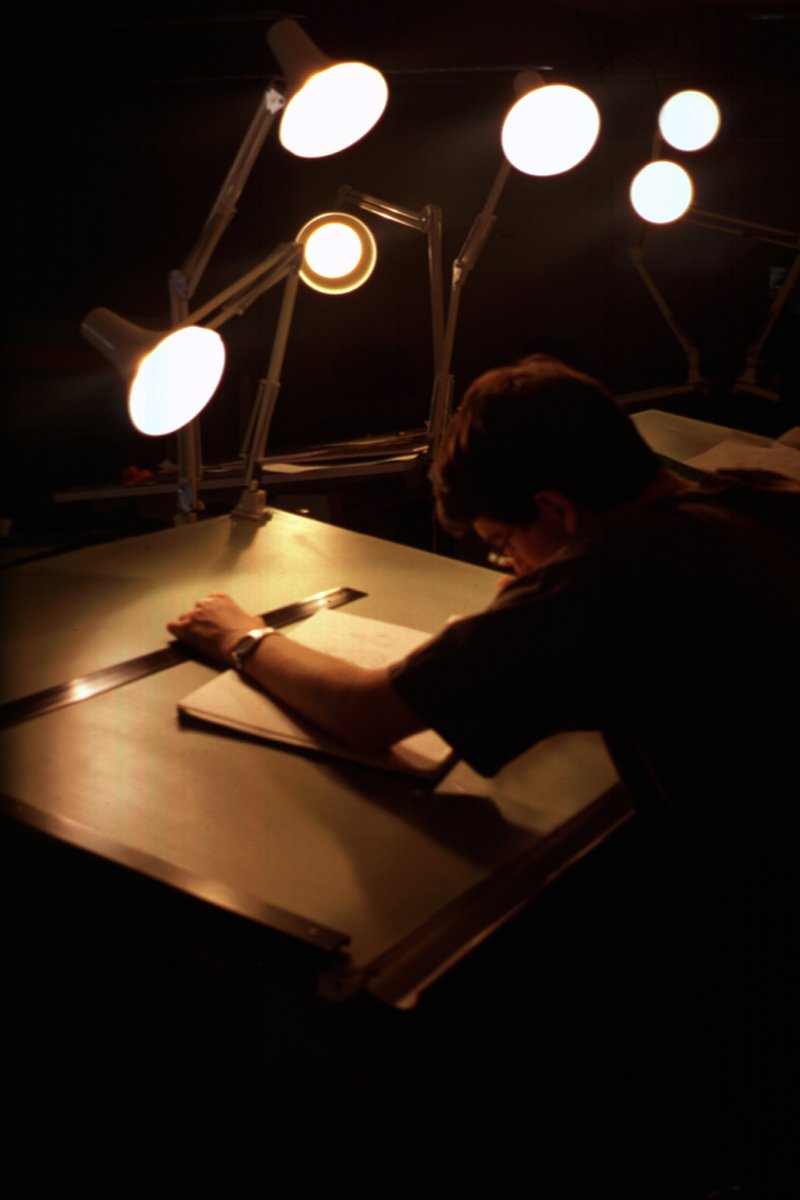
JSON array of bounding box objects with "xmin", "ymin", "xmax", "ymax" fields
[
  {"xmin": 666, "ymin": 468, "xmax": 800, "ymax": 555},
  {"xmin": 493, "ymin": 468, "xmax": 800, "ymax": 614}
]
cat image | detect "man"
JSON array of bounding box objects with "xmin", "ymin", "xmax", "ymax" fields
[
  {"xmin": 169, "ymin": 354, "xmax": 799, "ymax": 859},
  {"xmin": 170, "ymin": 354, "xmax": 800, "ymax": 1190}
]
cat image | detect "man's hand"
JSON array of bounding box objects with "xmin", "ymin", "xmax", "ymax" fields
[{"xmin": 167, "ymin": 593, "xmax": 265, "ymax": 667}]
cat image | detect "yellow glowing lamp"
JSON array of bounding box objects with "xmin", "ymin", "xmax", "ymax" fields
[
  {"xmin": 501, "ymin": 79, "xmax": 600, "ymax": 176},
  {"xmin": 658, "ymin": 90, "xmax": 721, "ymax": 152},
  {"xmin": 630, "ymin": 160, "xmax": 694, "ymax": 225},
  {"xmin": 296, "ymin": 212, "xmax": 377, "ymax": 293}
]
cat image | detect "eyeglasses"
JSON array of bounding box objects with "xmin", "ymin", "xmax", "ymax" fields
[{"xmin": 482, "ymin": 526, "xmax": 515, "ymax": 569}]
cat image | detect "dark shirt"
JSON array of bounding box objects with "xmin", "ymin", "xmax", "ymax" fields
[{"xmin": 390, "ymin": 470, "xmax": 800, "ymax": 857}]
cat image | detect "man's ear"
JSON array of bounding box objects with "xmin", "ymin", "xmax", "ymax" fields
[{"xmin": 533, "ymin": 489, "xmax": 583, "ymax": 535}]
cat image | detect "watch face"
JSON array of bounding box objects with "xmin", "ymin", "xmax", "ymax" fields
[{"xmin": 232, "ymin": 631, "xmax": 263, "ymax": 668}]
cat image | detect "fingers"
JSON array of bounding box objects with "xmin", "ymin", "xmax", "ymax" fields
[
  {"xmin": 167, "ymin": 608, "xmax": 205, "ymax": 633},
  {"xmin": 167, "ymin": 594, "xmax": 258, "ymax": 646}
]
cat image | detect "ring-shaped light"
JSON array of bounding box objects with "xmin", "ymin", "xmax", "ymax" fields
[
  {"xmin": 630, "ymin": 160, "xmax": 694, "ymax": 225},
  {"xmin": 129, "ymin": 326, "xmax": 226, "ymax": 435},
  {"xmin": 658, "ymin": 90, "xmax": 721, "ymax": 152},
  {"xmin": 296, "ymin": 212, "xmax": 377, "ymax": 294},
  {"xmin": 501, "ymin": 84, "xmax": 600, "ymax": 176}
]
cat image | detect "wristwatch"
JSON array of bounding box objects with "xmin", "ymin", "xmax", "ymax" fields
[{"xmin": 230, "ymin": 626, "xmax": 277, "ymax": 672}]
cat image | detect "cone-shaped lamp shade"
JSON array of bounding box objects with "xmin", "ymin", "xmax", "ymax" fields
[
  {"xmin": 267, "ymin": 19, "xmax": 388, "ymax": 158},
  {"xmin": 658, "ymin": 90, "xmax": 720, "ymax": 152},
  {"xmin": 630, "ymin": 161, "xmax": 694, "ymax": 224},
  {"xmin": 296, "ymin": 213, "xmax": 377, "ymax": 294},
  {"xmin": 82, "ymin": 307, "xmax": 225, "ymax": 435},
  {"xmin": 502, "ymin": 82, "xmax": 600, "ymax": 176}
]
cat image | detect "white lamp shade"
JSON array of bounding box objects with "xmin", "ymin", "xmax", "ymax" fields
[
  {"xmin": 502, "ymin": 83, "xmax": 600, "ymax": 176},
  {"xmin": 82, "ymin": 306, "xmax": 157, "ymax": 371},
  {"xmin": 82, "ymin": 307, "xmax": 225, "ymax": 435},
  {"xmin": 267, "ymin": 18, "xmax": 388, "ymax": 158},
  {"xmin": 630, "ymin": 160, "xmax": 694, "ymax": 224},
  {"xmin": 129, "ymin": 327, "xmax": 226, "ymax": 436},
  {"xmin": 296, "ymin": 212, "xmax": 377, "ymax": 293},
  {"xmin": 280, "ymin": 63, "xmax": 388, "ymax": 157},
  {"xmin": 658, "ymin": 90, "xmax": 721, "ymax": 152}
]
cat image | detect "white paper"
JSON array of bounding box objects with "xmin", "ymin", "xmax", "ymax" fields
[
  {"xmin": 687, "ymin": 436, "xmax": 800, "ymax": 481},
  {"xmin": 178, "ymin": 608, "xmax": 453, "ymax": 778}
]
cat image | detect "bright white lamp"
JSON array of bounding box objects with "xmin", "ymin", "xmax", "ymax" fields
[
  {"xmin": 630, "ymin": 160, "xmax": 694, "ymax": 224},
  {"xmin": 129, "ymin": 328, "xmax": 226, "ymax": 436},
  {"xmin": 658, "ymin": 90, "xmax": 721, "ymax": 152},
  {"xmin": 81, "ymin": 308, "xmax": 226, "ymax": 437},
  {"xmin": 501, "ymin": 81, "xmax": 600, "ymax": 177},
  {"xmin": 268, "ymin": 19, "xmax": 388, "ymax": 158},
  {"xmin": 425, "ymin": 71, "xmax": 602, "ymax": 450}
]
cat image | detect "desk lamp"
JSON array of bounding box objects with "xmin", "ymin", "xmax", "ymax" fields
[
  {"xmin": 84, "ymin": 209, "xmax": 379, "ymax": 522},
  {"xmin": 624, "ymin": 90, "xmax": 800, "ymax": 406},
  {"xmin": 233, "ymin": 189, "xmax": 442, "ymax": 484},
  {"xmin": 429, "ymin": 71, "xmax": 601, "ymax": 450},
  {"xmin": 620, "ymin": 92, "xmax": 719, "ymax": 403},
  {"xmin": 81, "ymin": 18, "xmax": 388, "ymax": 520},
  {"xmin": 231, "ymin": 210, "xmax": 378, "ymax": 520}
]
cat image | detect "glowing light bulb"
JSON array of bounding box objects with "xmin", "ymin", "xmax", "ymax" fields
[
  {"xmin": 501, "ymin": 84, "xmax": 600, "ymax": 176},
  {"xmin": 296, "ymin": 213, "xmax": 377, "ymax": 294},
  {"xmin": 129, "ymin": 326, "xmax": 225, "ymax": 435},
  {"xmin": 280, "ymin": 63, "xmax": 388, "ymax": 158},
  {"xmin": 303, "ymin": 223, "xmax": 363, "ymax": 278},
  {"xmin": 630, "ymin": 161, "xmax": 694, "ymax": 224},
  {"xmin": 658, "ymin": 90, "xmax": 721, "ymax": 152}
]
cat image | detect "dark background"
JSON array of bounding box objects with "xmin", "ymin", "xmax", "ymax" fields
[
  {"xmin": 4, "ymin": 1, "xmax": 800, "ymax": 532},
  {"xmin": 5, "ymin": 8, "xmax": 799, "ymax": 1194}
]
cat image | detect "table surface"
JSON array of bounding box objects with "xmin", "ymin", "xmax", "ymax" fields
[
  {"xmin": 0, "ymin": 503, "xmax": 630, "ymax": 1005},
  {"xmin": 4, "ymin": 407, "xmax": 755, "ymax": 1003}
]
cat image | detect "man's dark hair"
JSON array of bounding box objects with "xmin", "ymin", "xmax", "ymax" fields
[{"xmin": 431, "ymin": 354, "xmax": 661, "ymax": 532}]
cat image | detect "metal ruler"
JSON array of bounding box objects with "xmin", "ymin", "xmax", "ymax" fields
[{"xmin": 0, "ymin": 586, "xmax": 366, "ymax": 730}]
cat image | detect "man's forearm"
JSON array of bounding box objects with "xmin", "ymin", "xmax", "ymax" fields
[
  {"xmin": 167, "ymin": 591, "xmax": 425, "ymax": 751},
  {"xmin": 239, "ymin": 632, "xmax": 423, "ymax": 752}
]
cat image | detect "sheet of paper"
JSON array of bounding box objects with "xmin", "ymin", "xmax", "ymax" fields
[
  {"xmin": 286, "ymin": 606, "xmax": 432, "ymax": 665},
  {"xmin": 178, "ymin": 608, "xmax": 453, "ymax": 778},
  {"xmin": 687, "ymin": 436, "xmax": 800, "ymax": 481}
]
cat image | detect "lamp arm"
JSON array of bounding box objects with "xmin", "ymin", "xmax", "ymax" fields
[
  {"xmin": 183, "ymin": 243, "xmax": 302, "ymax": 330},
  {"xmin": 241, "ymin": 271, "xmax": 301, "ymax": 486},
  {"xmin": 337, "ymin": 185, "xmax": 431, "ymax": 234},
  {"xmin": 337, "ymin": 185, "xmax": 446, "ymax": 370},
  {"xmin": 629, "ymin": 246, "xmax": 702, "ymax": 378},
  {"xmin": 165, "ymin": 84, "xmax": 284, "ymax": 520},
  {"xmin": 442, "ymin": 158, "xmax": 514, "ymax": 379},
  {"xmin": 686, "ymin": 208, "xmax": 799, "ymax": 250},
  {"xmin": 426, "ymin": 204, "xmax": 445, "ymax": 370},
  {"xmin": 170, "ymin": 86, "xmax": 286, "ymax": 306},
  {"xmin": 739, "ymin": 245, "xmax": 800, "ymax": 382},
  {"xmin": 428, "ymin": 158, "xmax": 513, "ymax": 450},
  {"xmin": 453, "ymin": 158, "xmax": 512, "ymax": 282}
]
